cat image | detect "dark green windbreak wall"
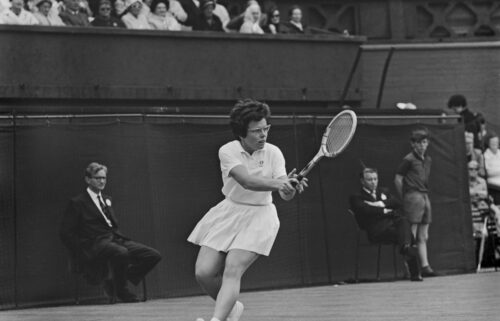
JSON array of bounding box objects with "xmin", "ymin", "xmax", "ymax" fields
[{"xmin": 0, "ymin": 117, "xmax": 474, "ymax": 309}]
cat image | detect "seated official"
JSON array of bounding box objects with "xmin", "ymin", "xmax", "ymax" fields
[
  {"xmin": 349, "ymin": 167, "xmax": 422, "ymax": 281},
  {"xmin": 60, "ymin": 162, "xmax": 161, "ymax": 303}
]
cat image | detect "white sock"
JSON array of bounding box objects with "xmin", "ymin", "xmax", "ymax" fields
[{"xmin": 210, "ymin": 318, "xmax": 221, "ymax": 321}]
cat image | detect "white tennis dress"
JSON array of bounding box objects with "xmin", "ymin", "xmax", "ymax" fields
[{"xmin": 188, "ymin": 140, "xmax": 287, "ymax": 256}]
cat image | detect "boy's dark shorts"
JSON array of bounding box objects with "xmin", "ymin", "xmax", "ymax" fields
[{"xmin": 403, "ymin": 191, "xmax": 432, "ymax": 224}]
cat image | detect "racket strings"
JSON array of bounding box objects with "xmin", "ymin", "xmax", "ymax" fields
[{"xmin": 325, "ymin": 115, "xmax": 354, "ymax": 154}]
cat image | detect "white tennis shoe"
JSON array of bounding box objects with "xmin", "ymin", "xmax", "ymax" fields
[{"xmin": 227, "ymin": 301, "xmax": 244, "ymax": 321}]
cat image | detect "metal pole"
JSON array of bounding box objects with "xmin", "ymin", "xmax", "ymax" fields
[
  {"xmin": 375, "ymin": 47, "xmax": 396, "ymax": 109},
  {"xmin": 339, "ymin": 47, "xmax": 363, "ymax": 107},
  {"xmin": 12, "ymin": 110, "xmax": 18, "ymax": 308}
]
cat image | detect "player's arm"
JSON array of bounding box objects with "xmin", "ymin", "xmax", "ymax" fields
[{"xmin": 229, "ymin": 165, "xmax": 297, "ymax": 192}]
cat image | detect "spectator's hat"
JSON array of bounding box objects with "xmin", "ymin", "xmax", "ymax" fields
[
  {"xmin": 124, "ymin": 0, "xmax": 142, "ymax": 9},
  {"xmin": 201, "ymin": 0, "xmax": 215, "ymax": 9},
  {"xmin": 410, "ymin": 127, "xmax": 429, "ymax": 142},
  {"xmin": 34, "ymin": 0, "xmax": 52, "ymax": 7}
]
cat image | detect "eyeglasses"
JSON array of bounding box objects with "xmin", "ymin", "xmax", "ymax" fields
[{"xmin": 248, "ymin": 124, "xmax": 271, "ymax": 135}]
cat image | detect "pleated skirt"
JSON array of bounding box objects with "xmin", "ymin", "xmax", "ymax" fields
[{"xmin": 187, "ymin": 198, "xmax": 280, "ymax": 256}]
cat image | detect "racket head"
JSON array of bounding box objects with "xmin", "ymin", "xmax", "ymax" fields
[{"xmin": 321, "ymin": 110, "xmax": 357, "ymax": 157}]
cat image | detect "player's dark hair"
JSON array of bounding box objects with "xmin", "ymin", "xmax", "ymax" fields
[
  {"xmin": 229, "ymin": 99, "xmax": 271, "ymax": 139},
  {"xmin": 447, "ymin": 94, "xmax": 467, "ymax": 108},
  {"xmin": 360, "ymin": 167, "xmax": 377, "ymax": 179}
]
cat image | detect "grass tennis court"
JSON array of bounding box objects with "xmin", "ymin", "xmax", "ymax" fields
[{"xmin": 1, "ymin": 271, "xmax": 498, "ymax": 321}]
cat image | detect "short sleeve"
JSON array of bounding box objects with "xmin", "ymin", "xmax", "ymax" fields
[
  {"xmin": 219, "ymin": 145, "xmax": 242, "ymax": 178},
  {"xmin": 272, "ymin": 146, "xmax": 287, "ymax": 178},
  {"xmin": 396, "ymin": 158, "xmax": 411, "ymax": 176}
]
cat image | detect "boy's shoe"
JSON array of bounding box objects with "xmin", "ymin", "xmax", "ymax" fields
[
  {"xmin": 227, "ymin": 301, "xmax": 244, "ymax": 321},
  {"xmin": 421, "ymin": 265, "xmax": 440, "ymax": 277}
]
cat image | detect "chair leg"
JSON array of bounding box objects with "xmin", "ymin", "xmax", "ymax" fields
[
  {"xmin": 354, "ymin": 231, "xmax": 361, "ymax": 282},
  {"xmin": 376, "ymin": 244, "xmax": 382, "ymax": 281},
  {"xmin": 74, "ymin": 272, "xmax": 80, "ymax": 305},
  {"xmin": 107, "ymin": 261, "xmax": 117, "ymax": 304},
  {"xmin": 142, "ymin": 277, "xmax": 147, "ymax": 302},
  {"xmin": 488, "ymin": 226, "xmax": 499, "ymax": 271},
  {"xmin": 393, "ymin": 245, "xmax": 398, "ymax": 280}
]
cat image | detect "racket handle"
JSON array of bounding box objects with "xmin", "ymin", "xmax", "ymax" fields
[{"xmin": 291, "ymin": 174, "xmax": 304, "ymax": 187}]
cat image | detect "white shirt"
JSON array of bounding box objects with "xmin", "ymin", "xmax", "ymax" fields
[
  {"xmin": 121, "ymin": 12, "xmax": 152, "ymax": 29},
  {"xmin": 147, "ymin": 12, "xmax": 181, "ymax": 30},
  {"xmin": 219, "ymin": 140, "xmax": 287, "ymax": 205},
  {"xmin": 0, "ymin": 0, "xmax": 10, "ymax": 12},
  {"xmin": 86, "ymin": 187, "xmax": 113, "ymax": 227},
  {"xmin": 213, "ymin": 3, "xmax": 229, "ymax": 30},
  {"xmin": 239, "ymin": 21, "xmax": 264, "ymax": 34},
  {"xmin": 34, "ymin": 12, "xmax": 65, "ymax": 26},
  {"xmin": 0, "ymin": 8, "xmax": 38, "ymax": 25},
  {"xmin": 484, "ymin": 148, "xmax": 500, "ymax": 187},
  {"xmin": 168, "ymin": 0, "xmax": 187, "ymax": 23}
]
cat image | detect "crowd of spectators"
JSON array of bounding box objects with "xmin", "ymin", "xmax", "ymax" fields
[
  {"xmin": 0, "ymin": 0, "xmax": 319, "ymax": 34},
  {"xmin": 451, "ymin": 94, "xmax": 500, "ymax": 254}
]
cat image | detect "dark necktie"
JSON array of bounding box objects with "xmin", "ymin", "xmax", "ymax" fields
[{"xmin": 98, "ymin": 195, "xmax": 113, "ymax": 227}]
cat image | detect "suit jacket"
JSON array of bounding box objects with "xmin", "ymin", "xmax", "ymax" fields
[
  {"xmin": 349, "ymin": 187, "xmax": 401, "ymax": 239},
  {"xmin": 60, "ymin": 191, "xmax": 128, "ymax": 260},
  {"xmin": 59, "ymin": 8, "xmax": 90, "ymax": 27},
  {"xmin": 281, "ymin": 21, "xmax": 309, "ymax": 34}
]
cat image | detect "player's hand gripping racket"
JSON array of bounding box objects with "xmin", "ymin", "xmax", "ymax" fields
[{"xmin": 295, "ymin": 110, "xmax": 357, "ymax": 182}]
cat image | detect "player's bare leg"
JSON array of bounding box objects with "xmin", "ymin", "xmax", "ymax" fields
[{"xmin": 212, "ymin": 249, "xmax": 258, "ymax": 320}]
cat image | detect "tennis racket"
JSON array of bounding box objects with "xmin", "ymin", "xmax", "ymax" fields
[{"xmin": 295, "ymin": 110, "xmax": 357, "ymax": 181}]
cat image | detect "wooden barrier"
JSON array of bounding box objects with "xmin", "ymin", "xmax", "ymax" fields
[{"xmin": 0, "ymin": 25, "xmax": 364, "ymax": 109}]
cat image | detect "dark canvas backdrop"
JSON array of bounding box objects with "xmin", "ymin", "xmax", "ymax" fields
[{"xmin": 0, "ymin": 118, "xmax": 474, "ymax": 309}]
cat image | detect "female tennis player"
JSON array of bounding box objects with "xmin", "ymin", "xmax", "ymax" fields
[{"xmin": 188, "ymin": 99, "xmax": 308, "ymax": 321}]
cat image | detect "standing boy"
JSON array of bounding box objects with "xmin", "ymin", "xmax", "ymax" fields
[{"xmin": 394, "ymin": 127, "xmax": 438, "ymax": 277}]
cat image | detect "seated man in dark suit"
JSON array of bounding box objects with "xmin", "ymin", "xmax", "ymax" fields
[
  {"xmin": 349, "ymin": 167, "xmax": 422, "ymax": 281},
  {"xmin": 60, "ymin": 162, "xmax": 162, "ymax": 302}
]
